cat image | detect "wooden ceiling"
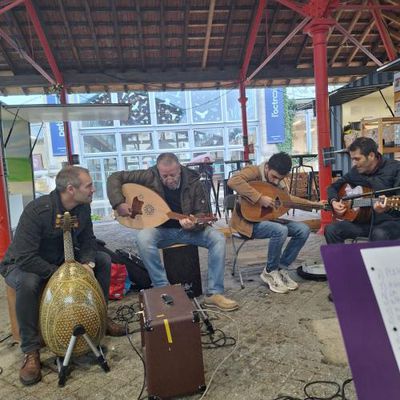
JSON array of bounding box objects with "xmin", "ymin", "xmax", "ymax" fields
[{"xmin": 0, "ymin": 0, "xmax": 399, "ymax": 95}]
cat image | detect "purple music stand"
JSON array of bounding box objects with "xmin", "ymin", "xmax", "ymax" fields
[{"xmin": 321, "ymin": 241, "xmax": 400, "ymax": 400}]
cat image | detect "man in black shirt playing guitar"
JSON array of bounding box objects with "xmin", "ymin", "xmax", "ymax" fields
[{"xmin": 325, "ymin": 137, "xmax": 400, "ymax": 244}]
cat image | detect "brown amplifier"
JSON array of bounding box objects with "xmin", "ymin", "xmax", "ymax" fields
[{"xmin": 139, "ymin": 285, "xmax": 205, "ymax": 399}]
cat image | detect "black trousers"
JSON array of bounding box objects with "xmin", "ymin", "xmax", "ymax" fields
[
  {"xmin": 324, "ymin": 220, "xmax": 400, "ymax": 244},
  {"xmin": 5, "ymin": 251, "xmax": 111, "ymax": 354}
]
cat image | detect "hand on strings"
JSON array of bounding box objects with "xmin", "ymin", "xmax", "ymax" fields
[
  {"xmin": 116, "ymin": 202, "xmax": 131, "ymax": 217},
  {"xmin": 259, "ymin": 195, "xmax": 275, "ymax": 209},
  {"xmin": 374, "ymin": 195, "xmax": 388, "ymax": 214},
  {"xmin": 331, "ymin": 200, "xmax": 346, "ymax": 217},
  {"xmin": 180, "ymin": 215, "xmax": 196, "ymax": 230}
]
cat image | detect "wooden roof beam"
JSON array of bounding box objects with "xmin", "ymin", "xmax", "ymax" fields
[
  {"xmin": 181, "ymin": 0, "xmax": 190, "ymax": 71},
  {"xmin": 135, "ymin": 0, "xmax": 146, "ymax": 72},
  {"xmin": 0, "ymin": 40, "xmax": 15, "ymax": 73},
  {"xmin": 258, "ymin": 4, "xmax": 280, "ymax": 64},
  {"xmin": 345, "ymin": 22, "xmax": 374, "ymax": 65},
  {"xmin": 5, "ymin": 9, "xmax": 31, "ymax": 56},
  {"xmin": 219, "ymin": 0, "xmax": 235, "ymax": 70},
  {"xmin": 201, "ymin": 0, "xmax": 216, "ymax": 69},
  {"xmin": 109, "ymin": 0, "xmax": 124, "ymax": 71},
  {"xmin": 382, "ymin": 11, "xmax": 400, "ymax": 28},
  {"xmin": 57, "ymin": 0, "xmax": 82, "ymax": 71},
  {"xmin": 83, "ymin": 0, "xmax": 103, "ymax": 71},
  {"xmin": 275, "ymin": 11, "xmax": 298, "ymax": 66},
  {"xmin": 329, "ymin": 3, "xmax": 364, "ymax": 66}
]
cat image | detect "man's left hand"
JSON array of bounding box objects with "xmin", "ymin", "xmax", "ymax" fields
[
  {"xmin": 374, "ymin": 195, "xmax": 388, "ymax": 214},
  {"xmin": 81, "ymin": 263, "xmax": 95, "ymax": 276}
]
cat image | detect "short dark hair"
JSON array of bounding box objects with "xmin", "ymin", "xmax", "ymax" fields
[
  {"xmin": 56, "ymin": 166, "xmax": 90, "ymax": 192},
  {"xmin": 349, "ymin": 137, "xmax": 378, "ymax": 157},
  {"xmin": 267, "ymin": 152, "xmax": 292, "ymax": 176},
  {"xmin": 156, "ymin": 153, "xmax": 180, "ymax": 166}
]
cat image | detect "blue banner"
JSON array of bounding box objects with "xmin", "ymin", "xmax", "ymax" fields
[
  {"xmin": 47, "ymin": 95, "xmax": 70, "ymax": 156},
  {"xmin": 265, "ymin": 88, "xmax": 285, "ymax": 143}
]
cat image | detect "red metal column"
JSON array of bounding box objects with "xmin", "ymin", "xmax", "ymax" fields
[
  {"xmin": 239, "ymin": 75, "xmax": 249, "ymax": 161},
  {"xmin": 0, "ymin": 149, "xmax": 11, "ymax": 259},
  {"xmin": 304, "ymin": 18, "xmax": 334, "ymax": 230}
]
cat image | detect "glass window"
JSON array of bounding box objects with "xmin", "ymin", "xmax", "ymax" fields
[
  {"xmin": 191, "ymin": 90, "xmax": 222, "ymax": 123},
  {"xmin": 228, "ymin": 126, "xmax": 257, "ymax": 146},
  {"xmin": 176, "ymin": 152, "xmax": 192, "ymax": 164},
  {"xmin": 158, "ymin": 130, "xmax": 189, "ymax": 149},
  {"xmin": 141, "ymin": 155, "xmax": 157, "ymax": 169},
  {"xmin": 194, "ymin": 128, "xmax": 223, "ymax": 147},
  {"xmin": 83, "ymin": 134, "xmax": 116, "ymax": 153},
  {"xmin": 155, "ymin": 91, "xmax": 187, "ymax": 124},
  {"xmin": 118, "ymin": 91, "xmax": 151, "ymax": 125},
  {"xmin": 124, "ymin": 155, "xmax": 140, "ymax": 170},
  {"xmin": 121, "ymin": 132, "xmax": 153, "ymax": 151},
  {"xmin": 80, "ymin": 93, "xmax": 114, "ymax": 127},
  {"xmin": 86, "ymin": 157, "xmax": 118, "ymax": 201},
  {"xmin": 226, "ymin": 88, "xmax": 256, "ymax": 121}
]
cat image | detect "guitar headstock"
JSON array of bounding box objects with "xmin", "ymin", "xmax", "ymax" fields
[
  {"xmin": 387, "ymin": 196, "xmax": 400, "ymax": 211},
  {"xmin": 55, "ymin": 212, "xmax": 79, "ymax": 232}
]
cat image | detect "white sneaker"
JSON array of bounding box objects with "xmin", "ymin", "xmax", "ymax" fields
[
  {"xmin": 260, "ymin": 269, "xmax": 289, "ymax": 294},
  {"xmin": 279, "ymin": 269, "xmax": 299, "ymax": 291}
]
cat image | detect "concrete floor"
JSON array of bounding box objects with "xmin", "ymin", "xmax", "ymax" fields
[{"xmin": 0, "ymin": 215, "xmax": 356, "ymax": 400}]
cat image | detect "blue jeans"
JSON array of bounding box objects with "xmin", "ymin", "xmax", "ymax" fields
[
  {"xmin": 135, "ymin": 226, "xmax": 225, "ymax": 294},
  {"xmin": 252, "ymin": 220, "xmax": 310, "ymax": 271}
]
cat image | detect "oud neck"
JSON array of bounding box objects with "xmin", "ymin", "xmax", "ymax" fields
[
  {"xmin": 167, "ymin": 211, "xmax": 187, "ymax": 221},
  {"xmin": 63, "ymin": 231, "xmax": 75, "ymax": 262}
]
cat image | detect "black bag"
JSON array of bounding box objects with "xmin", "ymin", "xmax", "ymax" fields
[{"xmin": 96, "ymin": 239, "xmax": 152, "ymax": 290}]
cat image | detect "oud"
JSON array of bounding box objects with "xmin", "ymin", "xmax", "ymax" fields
[
  {"xmin": 115, "ymin": 183, "xmax": 216, "ymax": 229},
  {"xmin": 239, "ymin": 181, "xmax": 329, "ymax": 222}
]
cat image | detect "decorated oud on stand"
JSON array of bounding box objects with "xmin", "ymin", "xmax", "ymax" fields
[
  {"xmin": 239, "ymin": 181, "xmax": 330, "ymax": 222},
  {"xmin": 115, "ymin": 183, "xmax": 217, "ymax": 229},
  {"xmin": 39, "ymin": 212, "xmax": 107, "ymax": 357}
]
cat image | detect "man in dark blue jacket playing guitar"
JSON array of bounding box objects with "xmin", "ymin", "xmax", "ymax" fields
[{"xmin": 325, "ymin": 137, "xmax": 400, "ymax": 244}]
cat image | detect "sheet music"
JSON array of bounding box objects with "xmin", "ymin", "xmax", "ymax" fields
[{"xmin": 361, "ymin": 246, "xmax": 400, "ymax": 373}]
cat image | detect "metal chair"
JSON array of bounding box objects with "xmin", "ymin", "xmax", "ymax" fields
[{"xmin": 223, "ymin": 194, "xmax": 265, "ymax": 289}]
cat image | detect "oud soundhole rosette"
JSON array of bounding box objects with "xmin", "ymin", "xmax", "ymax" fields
[{"xmin": 143, "ymin": 204, "xmax": 155, "ymax": 216}]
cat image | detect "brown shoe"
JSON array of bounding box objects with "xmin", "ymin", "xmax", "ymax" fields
[
  {"xmin": 106, "ymin": 317, "xmax": 126, "ymax": 337},
  {"xmin": 203, "ymin": 294, "xmax": 239, "ymax": 312},
  {"xmin": 19, "ymin": 350, "xmax": 41, "ymax": 386}
]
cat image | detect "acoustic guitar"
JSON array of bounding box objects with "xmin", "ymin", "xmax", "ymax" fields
[
  {"xmin": 333, "ymin": 184, "xmax": 400, "ymax": 222},
  {"xmin": 115, "ymin": 183, "xmax": 216, "ymax": 229},
  {"xmin": 239, "ymin": 181, "xmax": 329, "ymax": 222}
]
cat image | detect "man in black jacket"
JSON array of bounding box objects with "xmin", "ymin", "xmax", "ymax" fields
[
  {"xmin": 325, "ymin": 137, "xmax": 400, "ymax": 243},
  {"xmin": 0, "ymin": 166, "xmax": 124, "ymax": 386},
  {"xmin": 107, "ymin": 153, "xmax": 238, "ymax": 312}
]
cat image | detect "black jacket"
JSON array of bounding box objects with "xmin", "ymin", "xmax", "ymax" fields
[
  {"xmin": 0, "ymin": 190, "xmax": 96, "ymax": 279},
  {"xmin": 327, "ymin": 156, "xmax": 400, "ymax": 223}
]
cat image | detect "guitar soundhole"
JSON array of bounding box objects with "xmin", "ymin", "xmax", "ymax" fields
[{"xmin": 143, "ymin": 204, "xmax": 155, "ymax": 216}]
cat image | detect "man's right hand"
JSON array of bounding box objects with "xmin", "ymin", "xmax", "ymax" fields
[
  {"xmin": 331, "ymin": 200, "xmax": 346, "ymax": 217},
  {"xmin": 259, "ymin": 195, "xmax": 275, "ymax": 209},
  {"xmin": 116, "ymin": 202, "xmax": 131, "ymax": 217}
]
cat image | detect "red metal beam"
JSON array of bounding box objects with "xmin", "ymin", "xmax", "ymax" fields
[
  {"xmin": 240, "ymin": 0, "xmax": 266, "ymax": 161},
  {"xmin": 275, "ymin": 0, "xmax": 306, "ymax": 17},
  {"xmin": 369, "ymin": 0, "xmax": 397, "ymax": 61},
  {"xmin": 247, "ymin": 16, "xmax": 311, "ymax": 82},
  {"xmin": 0, "ymin": 27, "xmax": 56, "ymax": 84},
  {"xmin": 0, "ymin": 0, "xmax": 24, "ymax": 16}
]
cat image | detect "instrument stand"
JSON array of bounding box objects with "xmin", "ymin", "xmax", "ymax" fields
[
  {"xmin": 200, "ymin": 172, "xmax": 221, "ymax": 218},
  {"xmin": 56, "ymin": 324, "xmax": 110, "ymax": 387}
]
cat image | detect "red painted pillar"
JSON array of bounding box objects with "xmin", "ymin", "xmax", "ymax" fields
[
  {"xmin": 239, "ymin": 75, "xmax": 250, "ymax": 161},
  {"xmin": 304, "ymin": 18, "xmax": 334, "ymax": 230},
  {"xmin": 0, "ymin": 149, "xmax": 11, "ymax": 259}
]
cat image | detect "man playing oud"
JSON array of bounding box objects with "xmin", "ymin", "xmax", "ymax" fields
[
  {"xmin": 107, "ymin": 152, "xmax": 238, "ymax": 311},
  {"xmin": 228, "ymin": 152, "xmax": 310, "ymax": 294},
  {"xmin": 325, "ymin": 137, "xmax": 400, "ymax": 243}
]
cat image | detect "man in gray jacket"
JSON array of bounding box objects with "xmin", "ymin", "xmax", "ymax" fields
[
  {"xmin": 107, "ymin": 152, "xmax": 238, "ymax": 312},
  {"xmin": 1, "ymin": 166, "xmax": 124, "ymax": 386}
]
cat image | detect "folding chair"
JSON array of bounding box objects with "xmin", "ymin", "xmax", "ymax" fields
[{"xmin": 223, "ymin": 194, "xmax": 265, "ymax": 289}]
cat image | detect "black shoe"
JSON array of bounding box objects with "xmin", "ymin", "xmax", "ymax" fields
[{"xmin": 328, "ymin": 293, "xmax": 333, "ymax": 302}]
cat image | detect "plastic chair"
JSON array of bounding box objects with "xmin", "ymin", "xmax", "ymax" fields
[{"xmin": 223, "ymin": 194, "xmax": 265, "ymax": 289}]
